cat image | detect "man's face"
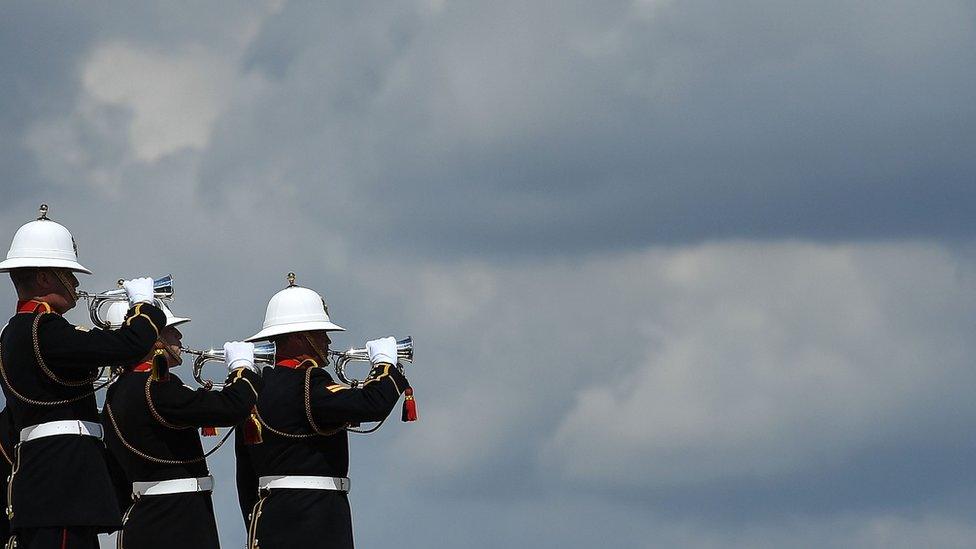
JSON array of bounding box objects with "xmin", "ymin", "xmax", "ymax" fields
[
  {"xmin": 157, "ymin": 326, "xmax": 184, "ymax": 367},
  {"xmin": 304, "ymin": 330, "xmax": 332, "ymax": 362},
  {"xmin": 310, "ymin": 330, "xmax": 331, "ymax": 351},
  {"xmin": 45, "ymin": 269, "xmax": 79, "ymax": 314}
]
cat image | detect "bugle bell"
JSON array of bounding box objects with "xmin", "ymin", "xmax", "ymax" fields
[
  {"xmin": 183, "ymin": 342, "xmax": 276, "ymax": 390},
  {"xmin": 77, "ymin": 275, "xmax": 174, "ymax": 329},
  {"xmin": 329, "ymin": 336, "xmax": 413, "ymax": 388}
]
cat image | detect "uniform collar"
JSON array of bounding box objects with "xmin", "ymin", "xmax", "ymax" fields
[
  {"xmin": 16, "ymin": 299, "xmax": 54, "ymax": 315},
  {"xmin": 276, "ymin": 358, "xmax": 319, "ymax": 369}
]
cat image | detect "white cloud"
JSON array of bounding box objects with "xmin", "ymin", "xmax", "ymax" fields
[
  {"xmin": 349, "ymin": 241, "xmax": 976, "ymax": 496},
  {"xmin": 538, "ymin": 242, "xmax": 976, "ymax": 487},
  {"xmin": 22, "ymin": 3, "xmax": 276, "ymax": 180},
  {"xmin": 81, "ymin": 42, "xmax": 237, "ymax": 162}
]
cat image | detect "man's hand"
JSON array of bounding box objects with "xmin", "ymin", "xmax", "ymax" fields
[
  {"xmin": 224, "ymin": 341, "xmax": 258, "ymax": 374},
  {"xmin": 122, "ymin": 277, "xmax": 154, "ymax": 306},
  {"xmin": 366, "ymin": 336, "xmax": 397, "ymax": 365}
]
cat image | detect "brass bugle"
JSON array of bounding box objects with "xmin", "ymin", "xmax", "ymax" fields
[
  {"xmin": 183, "ymin": 342, "xmax": 276, "ymax": 390},
  {"xmin": 329, "ymin": 336, "xmax": 413, "ymax": 388},
  {"xmin": 77, "ymin": 275, "xmax": 174, "ymax": 329}
]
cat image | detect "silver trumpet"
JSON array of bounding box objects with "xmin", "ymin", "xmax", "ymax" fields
[
  {"xmin": 94, "ymin": 366, "xmax": 122, "ymax": 387},
  {"xmin": 183, "ymin": 342, "xmax": 277, "ymax": 390},
  {"xmin": 329, "ymin": 336, "xmax": 413, "ymax": 388},
  {"xmin": 77, "ymin": 275, "xmax": 174, "ymax": 329}
]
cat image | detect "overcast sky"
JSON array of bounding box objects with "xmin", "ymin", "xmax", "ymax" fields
[{"xmin": 2, "ymin": 2, "xmax": 976, "ymax": 548}]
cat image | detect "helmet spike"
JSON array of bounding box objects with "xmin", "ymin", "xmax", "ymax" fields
[
  {"xmin": 37, "ymin": 204, "xmax": 49, "ymax": 220},
  {"xmin": 287, "ymin": 272, "xmax": 297, "ymax": 287}
]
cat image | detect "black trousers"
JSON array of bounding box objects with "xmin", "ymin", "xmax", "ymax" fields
[
  {"xmin": 8, "ymin": 527, "xmax": 98, "ymax": 549},
  {"xmin": 250, "ymin": 490, "xmax": 353, "ymax": 549},
  {"xmin": 119, "ymin": 492, "xmax": 220, "ymax": 549}
]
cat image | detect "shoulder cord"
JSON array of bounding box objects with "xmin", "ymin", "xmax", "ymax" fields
[
  {"xmin": 104, "ymin": 402, "xmax": 233, "ymax": 465},
  {"xmin": 345, "ymin": 364, "xmax": 398, "ymax": 434},
  {"xmin": 32, "ymin": 313, "xmax": 98, "ymax": 387},
  {"xmin": 303, "ymin": 366, "xmax": 349, "ymax": 436},
  {"xmin": 144, "ymin": 376, "xmax": 193, "ymax": 430},
  {"xmin": 255, "ymin": 366, "xmax": 348, "ymax": 439},
  {"xmin": 0, "ymin": 334, "xmax": 115, "ymax": 407}
]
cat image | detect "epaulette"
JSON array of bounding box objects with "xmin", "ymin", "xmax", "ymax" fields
[
  {"xmin": 227, "ymin": 368, "xmax": 259, "ymax": 399},
  {"xmin": 125, "ymin": 303, "xmax": 160, "ymax": 336}
]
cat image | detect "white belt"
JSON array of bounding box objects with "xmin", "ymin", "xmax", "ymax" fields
[
  {"xmin": 20, "ymin": 420, "xmax": 103, "ymax": 443},
  {"xmin": 258, "ymin": 475, "xmax": 350, "ymax": 493},
  {"xmin": 132, "ymin": 476, "xmax": 214, "ymax": 497}
]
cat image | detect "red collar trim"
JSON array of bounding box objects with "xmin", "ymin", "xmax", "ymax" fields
[
  {"xmin": 16, "ymin": 300, "xmax": 54, "ymax": 315},
  {"xmin": 131, "ymin": 361, "xmax": 153, "ymax": 372},
  {"xmin": 276, "ymin": 358, "xmax": 318, "ymax": 369}
]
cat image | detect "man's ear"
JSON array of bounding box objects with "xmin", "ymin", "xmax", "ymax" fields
[{"xmin": 34, "ymin": 270, "xmax": 54, "ymax": 291}]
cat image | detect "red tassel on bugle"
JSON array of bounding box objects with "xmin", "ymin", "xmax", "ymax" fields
[{"xmin": 402, "ymin": 387, "xmax": 418, "ymax": 422}]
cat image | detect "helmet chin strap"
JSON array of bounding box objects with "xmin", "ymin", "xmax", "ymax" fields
[
  {"xmin": 302, "ymin": 333, "xmax": 331, "ymax": 367},
  {"xmin": 163, "ymin": 343, "xmax": 182, "ymax": 365},
  {"xmin": 51, "ymin": 268, "xmax": 78, "ymax": 302}
]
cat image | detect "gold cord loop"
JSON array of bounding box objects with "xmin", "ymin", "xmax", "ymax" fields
[
  {"xmin": 104, "ymin": 402, "xmax": 233, "ymax": 465},
  {"xmin": 32, "ymin": 313, "xmax": 98, "ymax": 387},
  {"xmin": 0, "ymin": 317, "xmax": 112, "ymax": 407},
  {"xmin": 254, "ymin": 366, "xmax": 348, "ymax": 439},
  {"xmin": 144, "ymin": 376, "xmax": 192, "ymax": 430}
]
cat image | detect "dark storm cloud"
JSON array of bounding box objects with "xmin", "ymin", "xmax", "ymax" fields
[
  {"xmin": 193, "ymin": 0, "xmax": 976, "ymax": 256},
  {"xmin": 0, "ymin": 4, "xmax": 96, "ymax": 209}
]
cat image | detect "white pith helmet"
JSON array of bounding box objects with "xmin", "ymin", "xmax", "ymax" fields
[
  {"xmin": 103, "ymin": 301, "xmax": 190, "ymax": 330},
  {"xmin": 246, "ymin": 272, "xmax": 344, "ymax": 342},
  {"xmin": 0, "ymin": 204, "xmax": 91, "ymax": 274}
]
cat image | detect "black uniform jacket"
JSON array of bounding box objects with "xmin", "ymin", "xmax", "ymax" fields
[
  {"xmin": 236, "ymin": 360, "xmax": 407, "ymax": 549},
  {"xmin": 103, "ymin": 366, "xmax": 262, "ymax": 549},
  {"xmin": 0, "ymin": 300, "xmax": 165, "ymax": 531}
]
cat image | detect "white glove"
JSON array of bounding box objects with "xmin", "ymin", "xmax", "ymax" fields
[
  {"xmin": 366, "ymin": 336, "xmax": 397, "ymax": 365},
  {"xmin": 224, "ymin": 341, "xmax": 257, "ymax": 374},
  {"xmin": 123, "ymin": 277, "xmax": 154, "ymax": 306}
]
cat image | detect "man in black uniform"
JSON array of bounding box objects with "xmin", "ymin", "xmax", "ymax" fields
[
  {"xmin": 0, "ymin": 206, "xmax": 166, "ymax": 549},
  {"xmin": 101, "ymin": 300, "xmax": 264, "ymax": 549},
  {"xmin": 236, "ymin": 275, "xmax": 409, "ymax": 549}
]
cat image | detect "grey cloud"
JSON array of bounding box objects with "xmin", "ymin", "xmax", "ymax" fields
[
  {"xmin": 12, "ymin": 203, "xmax": 975, "ymax": 547},
  {"xmin": 332, "ymin": 484, "xmax": 976, "ymax": 549},
  {"xmin": 0, "ymin": 4, "xmax": 97, "ymax": 210},
  {"xmin": 356, "ymin": 242, "xmax": 976, "ymax": 520},
  {"xmin": 539, "ymin": 244, "xmax": 976, "ymax": 495},
  {"xmin": 0, "ymin": 2, "xmax": 266, "ymax": 209},
  {"xmin": 191, "ymin": 0, "xmax": 976, "ymax": 257},
  {"xmin": 4, "ymin": 3, "xmax": 976, "ymax": 548}
]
